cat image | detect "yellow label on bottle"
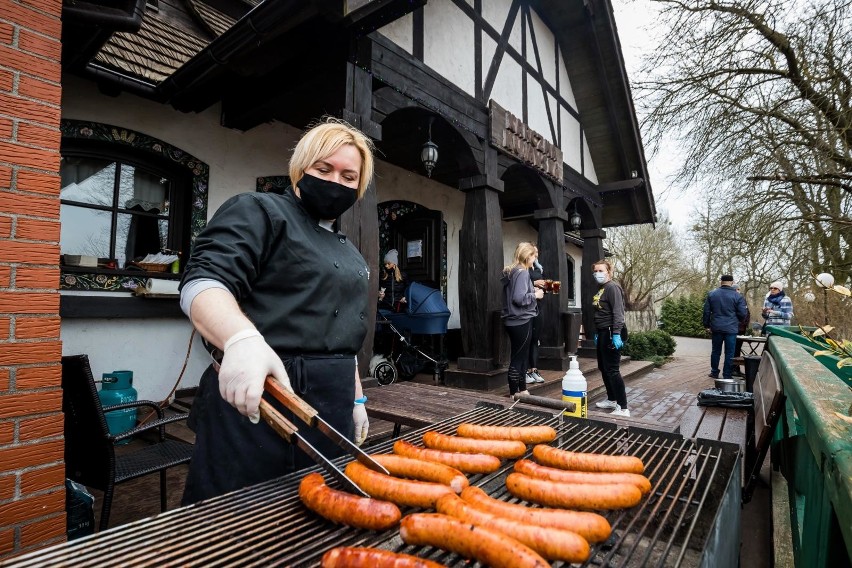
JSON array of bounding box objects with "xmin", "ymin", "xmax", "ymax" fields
[{"xmin": 562, "ymin": 390, "xmax": 587, "ymax": 418}]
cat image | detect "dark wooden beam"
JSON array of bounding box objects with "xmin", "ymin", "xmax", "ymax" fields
[{"xmin": 597, "ymin": 178, "xmax": 644, "ymax": 192}]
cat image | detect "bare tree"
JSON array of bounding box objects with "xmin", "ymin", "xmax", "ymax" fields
[
  {"xmin": 637, "ymin": 0, "xmax": 852, "ymax": 282},
  {"xmin": 607, "ymin": 217, "xmax": 701, "ymax": 310}
]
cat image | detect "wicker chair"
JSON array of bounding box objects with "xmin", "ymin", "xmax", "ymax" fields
[{"xmin": 61, "ymin": 354, "xmax": 194, "ymax": 531}]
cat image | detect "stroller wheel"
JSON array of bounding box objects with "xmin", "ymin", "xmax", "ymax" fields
[{"xmin": 374, "ymin": 360, "xmax": 397, "ymax": 386}]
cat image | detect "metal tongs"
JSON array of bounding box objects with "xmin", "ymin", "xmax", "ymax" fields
[{"xmin": 259, "ymin": 376, "xmax": 389, "ymax": 496}]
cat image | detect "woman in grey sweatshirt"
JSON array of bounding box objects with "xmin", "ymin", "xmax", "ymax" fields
[{"xmin": 501, "ymin": 242, "xmax": 545, "ymax": 395}]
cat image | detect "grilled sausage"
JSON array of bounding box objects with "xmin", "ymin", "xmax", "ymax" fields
[
  {"xmin": 393, "ymin": 439, "xmax": 502, "ymax": 474},
  {"xmin": 456, "ymin": 423, "xmax": 557, "ymax": 444},
  {"xmin": 532, "ymin": 444, "xmax": 645, "ymax": 474},
  {"xmin": 507, "ymin": 472, "xmax": 643, "ymax": 510},
  {"xmin": 515, "ymin": 458, "xmax": 652, "ymax": 495},
  {"xmin": 344, "ymin": 461, "xmax": 454, "ymax": 509},
  {"xmin": 399, "ymin": 513, "xmax": 549, "ymax": 568},
  {"xmin": 321, "ymin": 546, "xmax": 447, "ymax": 568},
  {"xmin": 436, "ymin": 493, "xmax": 590, "ymax": 563},
  {"xmin": 298, "ymin": 473, "xmax": 401, "ymax": 531},
  {"xmin": 422, "ymin": 431, "xmax": 527, "ymax": 459},
  {"xmin": 370, "ymin": 454, "xmax": 469, "ymax": 493},
  {"xmin": 460, "ymin": 486, "xmax": 611, "ymax": 543}
]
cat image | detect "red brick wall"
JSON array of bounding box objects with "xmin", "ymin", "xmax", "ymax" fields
[{"xmin": 0, "ymin": 0, "xmax": 65, "ymax": 558}]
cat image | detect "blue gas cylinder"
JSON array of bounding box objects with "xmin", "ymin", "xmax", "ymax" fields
[{"xmin": 99, "ymin": 370, "xmax": 138, "ymax": 444}]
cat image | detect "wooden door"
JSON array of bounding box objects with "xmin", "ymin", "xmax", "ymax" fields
[{"xmin": 391, "ymin": 210, "xmax": 442, "ymax": 290}]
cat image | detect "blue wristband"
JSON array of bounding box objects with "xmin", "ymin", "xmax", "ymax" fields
[{"xmin": 354, "ymin": 396, "xmax": 368, "ymax": 404}]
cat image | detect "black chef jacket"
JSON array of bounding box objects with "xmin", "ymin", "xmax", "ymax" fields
[{"xmin": 179, "ymin": 189, "xmax": 370, "ymax": 504}]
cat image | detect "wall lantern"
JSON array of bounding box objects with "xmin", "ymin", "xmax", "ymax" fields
[
  {"xmin": 569, "ymin": 202, "xmax": 582, "ymax": 231},
  {"xmin": 421, "ymin": 118, "xmax": 438, "ymax": 178}
]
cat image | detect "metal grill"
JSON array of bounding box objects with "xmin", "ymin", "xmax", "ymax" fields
[{"xmin": 3, "ymin": 402, "xmax": 741, "ymax": 568}]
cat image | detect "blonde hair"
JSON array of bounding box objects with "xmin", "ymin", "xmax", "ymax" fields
[
  {"xmin": 592, "ymin": 259, "xmax": 612, "ymax": 274},
  {"xmin": 381, "ymin": 264, "xmax": 403, "ymax": 283},
  {"xmin": 289, "ymin": 117, "xmax": 376, "ymax": 198},
  {"xmin": 504, "ymin": 242, "xmax": 537, "ymax": 274}
]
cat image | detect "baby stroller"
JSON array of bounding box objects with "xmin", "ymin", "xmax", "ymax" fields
[{"xmin": 370, "ymin": 282, "xmax": 450, "ymax": 386}]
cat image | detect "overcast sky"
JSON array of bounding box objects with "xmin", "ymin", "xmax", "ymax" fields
[{"xmin": 610, "ymin": 0, "xmax": 692, "ymax": 230}]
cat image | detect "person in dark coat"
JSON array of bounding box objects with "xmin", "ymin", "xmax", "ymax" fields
[
  {"xmin": 378, "ymin": 249, "xmax": 407, "ymax": 312},
  {"xmin": 731, "ymin": 283, "xmax": 751, "ymax": 377},
  {"xmin": 703, "ymin": 275, "xmax": 749, "ymax": 381},
  {"xmin": 177, "ymin": 118, "xmax": 376, "ymax": 504},
  {"xmin": 525, "ymin": 254, "xmax": 546, "ymax": 385}
]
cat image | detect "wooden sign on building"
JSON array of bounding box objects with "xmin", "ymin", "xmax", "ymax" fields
[{"xmin": 489, "ymin": 100, "xmax": 563, "ymax": 181}]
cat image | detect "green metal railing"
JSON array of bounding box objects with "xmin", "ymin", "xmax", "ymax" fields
[{"xmin": 767, "ymin": 335, "xmax": 852, "ymax": 567}]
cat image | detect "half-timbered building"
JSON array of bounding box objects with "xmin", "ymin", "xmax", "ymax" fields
[{"xmin": 0, "ymin": 0, "xmax": 654, "ymax": 553}]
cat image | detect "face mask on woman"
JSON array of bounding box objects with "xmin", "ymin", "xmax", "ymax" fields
[
  {"xmin": 593, "ymin": 271, "xmax": 607, "ymax": 284},
  {"xmin": 297, "ymin": 173, "xmax": 357, "ymax": 220}
]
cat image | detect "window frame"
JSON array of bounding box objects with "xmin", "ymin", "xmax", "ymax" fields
[{"xmin": 58, "ymin": 120, "xmax": 208, "ymax": 297}]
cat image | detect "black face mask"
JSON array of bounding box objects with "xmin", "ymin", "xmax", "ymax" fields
[{"xmin": 296, "ymin": 173, "xmax": 358, "ymax": 220}]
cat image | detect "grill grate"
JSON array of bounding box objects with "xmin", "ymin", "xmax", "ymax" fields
[{"xmin": 2, "ymin": 403, "xmax": 740, "ymax": 568}]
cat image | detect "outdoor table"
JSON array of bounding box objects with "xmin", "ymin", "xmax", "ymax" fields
[{"xmin": 737, "ymin": 335, "xmax": 767, "ymax": 356}]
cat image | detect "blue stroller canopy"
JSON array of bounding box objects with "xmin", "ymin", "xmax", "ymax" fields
[{"xmin": 385, "ymin": 282, "xmax": 450, "ymax": 335}]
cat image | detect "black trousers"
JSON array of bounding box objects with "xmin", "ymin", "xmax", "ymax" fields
[
  {"xmin": 596, "ymin": 327, "xmax": 627, "ymax": 408},
  {"xmin": 527, "ymin": 309, "xmax": 542, "ymax": 371},
  {"xmin": 505, "ymin": 320, "xmax": 532, "ymax": 395}
]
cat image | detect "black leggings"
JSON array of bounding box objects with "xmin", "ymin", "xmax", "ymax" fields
[
  {"xmin": 505, "ymin": 321, "xmax": 533, "ymax": 395},
  {"xmin": 527, "ymin": 310, "xmax": 541, "ymax": 371},
  {"xmin": 596, "ymin": 327, "xmax": 627, "ymax": 408}
]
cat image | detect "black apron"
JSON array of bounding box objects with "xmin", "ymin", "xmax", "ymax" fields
[{"xmin": 181, "ymin": 354, "xmax": 355, "ymax": 505}]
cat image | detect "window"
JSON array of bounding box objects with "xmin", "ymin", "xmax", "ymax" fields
[
  {"xmin": 60, "ymin": 154, "xmax": 185, "ymax": 270},
  {"xmin": 566, "ymin": 254, "xmax": 576, "ymax": 304},
  {"xmin": 59, "ymin": 120, "xmax": 208, "ymax": 294}
]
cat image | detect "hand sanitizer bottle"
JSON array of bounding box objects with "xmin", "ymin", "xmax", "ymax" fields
[{"xmin": 562, "ymin": 355, "xmax": 587, "ymax": 418}]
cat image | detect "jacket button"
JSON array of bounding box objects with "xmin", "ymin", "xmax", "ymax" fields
[
  {"xmin": 339, "ymin": 237, "xmax": 346, "ymax": 244},
  {"xmin": 359, "ymin": 312, "xmax": 365, "ymax": 319},
  {"xmin": 334, "ymin": 261, "xmax": 339, "ymax": 268},
  {"xmin": 334, "ymin": 309, "xmax": 339, "ymax": 316},
  {"xmin": 358, "ymin": 270, "xmax": 363, "ymax": 277}
]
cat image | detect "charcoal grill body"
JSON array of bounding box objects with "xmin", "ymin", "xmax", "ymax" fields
[{"xmin": 2, "ymin": 405, "xmax": 741, "ymax": 568}]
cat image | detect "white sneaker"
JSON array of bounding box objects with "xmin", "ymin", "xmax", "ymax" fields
[
  {"xmin": 610, "ymin": 405, "xmax": 631, "ymax": 417},
  {"xmin": 531, "ymin": 371, "xmax": 545, "ymax": 383},
  {"xmin": 595, "ymin": 399, "xmax": 618, "ymax": 409},
  {"xmin": 525, "ymin": 374, "xmax": 536, "ymax": 384}
]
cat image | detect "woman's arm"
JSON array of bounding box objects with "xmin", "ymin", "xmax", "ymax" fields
[
  {"xmin": 608, "ymin": 283, "xmax": 626, "ymax": 333},
  {"xmin": 189, "ymin": 288, "xmax": 256, "ymax": 349},
  {"xmin": 189, "ymin": 287, "xmax": 292, "ymax": 419},
  {"xmin": 510, "ymin": 269, "xmax": 537, "ymax": 307}
]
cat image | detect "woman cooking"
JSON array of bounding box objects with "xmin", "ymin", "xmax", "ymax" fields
[{"xmin": 178, "ymin": 118, "xmax": 375, "ymax": 504}]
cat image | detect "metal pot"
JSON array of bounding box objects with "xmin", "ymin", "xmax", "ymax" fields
[{"xmin": 715, "ymin": 378, "xmax": 745, "ymax": 393}]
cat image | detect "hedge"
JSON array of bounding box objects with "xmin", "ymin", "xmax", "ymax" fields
[
  {"xmin": 624, "ymin": 329, "xmax": 677, "ymax": 362},
  {"xmin": 659, "ymin": 295, "xmax": 708, "ymax": 338}
]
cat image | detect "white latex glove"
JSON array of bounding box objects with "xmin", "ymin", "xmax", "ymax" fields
[
  {"xmin": 218, "ymin": 333, "xmax": 292, "ymax": 422},
  {"xmin": 353, "ymin": 402, "xmax": 369, "ymax": 446}
]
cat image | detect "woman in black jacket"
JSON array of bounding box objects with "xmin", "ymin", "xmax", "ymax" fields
[{"xmin": 378, "ymin": 249, "xmax": 407, "ymax": 312}]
